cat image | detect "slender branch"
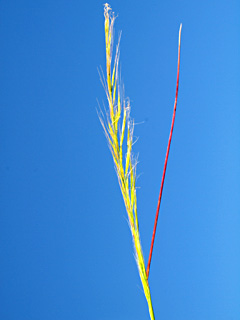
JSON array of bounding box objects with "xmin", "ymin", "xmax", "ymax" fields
[{"xmin": 146, "ymin": 24, "xmax": 182, "ymax": 279}]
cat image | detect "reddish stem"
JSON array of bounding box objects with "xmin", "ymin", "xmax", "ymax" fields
[{"xmin": 146, "ymin": 25, "xmax": 182, "ymax": 279}]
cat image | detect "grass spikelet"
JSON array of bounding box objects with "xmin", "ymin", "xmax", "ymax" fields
[{"xmin": 99, "ymin": 3, "xmax": 155, "ymax": 320}]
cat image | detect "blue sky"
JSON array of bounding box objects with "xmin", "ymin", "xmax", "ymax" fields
[{"xmin": 0, "ymin": 1, "xmax": 239, "ymax": 319}]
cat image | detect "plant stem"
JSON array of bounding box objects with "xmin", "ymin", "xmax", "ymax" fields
[{"xmin": 146, "ymin": 24, "xmax": 182, "ymax": 279}]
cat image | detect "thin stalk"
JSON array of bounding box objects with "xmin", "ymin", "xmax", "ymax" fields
[{"xmin": 146, "ymin": 24, "xmax": 182, "ymax": 278}]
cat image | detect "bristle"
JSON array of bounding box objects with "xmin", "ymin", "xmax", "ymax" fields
[{"xmin": 99, "ymin": 4, "xmax": 155, "ymax": 320}]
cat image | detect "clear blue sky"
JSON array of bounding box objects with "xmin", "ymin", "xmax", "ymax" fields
[{"xmin": 0, "ymin": 1, "xmax": 239, "ymax": 319}]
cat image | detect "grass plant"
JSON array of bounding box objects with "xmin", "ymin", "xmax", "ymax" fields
[{"xmin": 98, "ymin": 4, "xmax": 182, "ymax": 319}]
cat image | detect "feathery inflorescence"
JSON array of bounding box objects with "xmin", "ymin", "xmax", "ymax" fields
[{"xmin": 98, "ymin": 4, "xmax": 155, "ymax": 320}]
